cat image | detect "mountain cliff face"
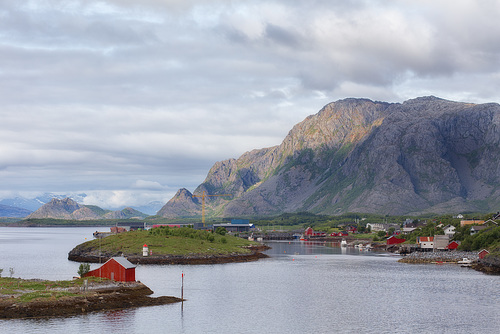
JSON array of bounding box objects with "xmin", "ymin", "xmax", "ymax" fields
[
  {"xmin": 27, "ymin": 198, "xmax": 147, "ymax": 220},
  {"xmin": 157, "ymin": 97, "xmax": 500, "ymax": 217}
]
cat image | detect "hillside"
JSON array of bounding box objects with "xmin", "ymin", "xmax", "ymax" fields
[
  {"xmin": 0, "ymin": 204, "xmax": 32, "ymax": 218},
  {"xmin": 157, "ymin": 96, "xmax": 500, "ymax": 218},
  {"xmin": 27, "ymin": 198, "xmax": 148, "ymax": 220}
]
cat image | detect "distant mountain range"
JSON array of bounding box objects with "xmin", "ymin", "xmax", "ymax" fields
[
  {"xmin": 157, "ymin": 96, "xmax": 500, "ymax": 218},
  {"xmin": 26, "ymin": 198, "xmax": 148, "ymax": 220},
  {"xmin": 0, "ymin": 193, "xmax": 163, "ymax": 218}
]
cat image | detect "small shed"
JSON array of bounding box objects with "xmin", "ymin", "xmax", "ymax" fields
[
  {"xmin": 446, "ymin": 241, "xmax": 460, "ymax": 250},
  {"xmin": 478, "ymin": 249, "xmax": 490, "ymax": 259},
  {"xmin": 84, "ymin": 257, "xmax": 136, "ymax": 282},
  {"xmin": 304, "ymin": 227, "xmax": 314, "ymax": 236},
  {"xmin": 387, "ymin": 236, "xmax": 406, "ymax": 245}
]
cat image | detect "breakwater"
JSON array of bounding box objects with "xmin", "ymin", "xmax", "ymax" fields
[{"xmin": 398, "ymin": 251, "xmax": 479, "ymax": 264}]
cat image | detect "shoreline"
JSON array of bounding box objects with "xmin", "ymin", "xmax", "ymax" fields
[
  {"xmin": 0, "ymin": 281, "xmax": 182, "ymax": 319},
  {"xmin": 68, "ymin": 244, "xmax": 271, "ymax": 265},
  {"xmin": 398, "ymin": 251, "xmax": 500, "ymax": 274}
]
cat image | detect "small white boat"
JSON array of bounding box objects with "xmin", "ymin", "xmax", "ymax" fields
[{"xmin": 458, "ymin": 258, "xmax": 472, "ymax": 267}]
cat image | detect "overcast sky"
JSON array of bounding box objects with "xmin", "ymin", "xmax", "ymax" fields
[{"xmin": 1, "ymin": 0, "xmax": 500, "ymax": 209}]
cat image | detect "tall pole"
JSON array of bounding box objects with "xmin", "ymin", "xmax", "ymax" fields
[{"xmin": 192, "ymin": 191, "xmax": 231, "ymax": 227}]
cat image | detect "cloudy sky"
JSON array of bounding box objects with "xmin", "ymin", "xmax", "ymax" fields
[{"xmin": 1, "ymin": 0, "xmax": 500, "ymax": 209}]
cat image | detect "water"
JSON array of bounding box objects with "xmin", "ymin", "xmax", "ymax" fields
[{"xmin": 0, "ymin": 227, "xmax": 499, "ymax": 334}]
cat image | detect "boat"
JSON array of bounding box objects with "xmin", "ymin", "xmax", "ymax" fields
[{"xmin": 458, "ymin": 258, "xmax": 472, "ymax": 267}]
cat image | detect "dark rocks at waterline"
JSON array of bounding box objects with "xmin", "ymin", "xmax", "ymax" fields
[
  {"xmin": 472, "ymin": 254, "xmax": 500, "ymax": 275},
  {"xmin": 0, "ymin": 282, "xmax": 182, "ymax": 319}
]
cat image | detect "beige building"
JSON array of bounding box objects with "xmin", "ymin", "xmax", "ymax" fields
[{"xmin": 460, "ymin": 220, "xmax": 485, "ymax": 227}]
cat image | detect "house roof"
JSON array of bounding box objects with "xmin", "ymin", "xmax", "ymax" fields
[
  {"xmin": 418, "ymin": 236, "xmax": 434, "ymax": 242},
  {"xmin": 110, "ymin": 257, "xmax": 136, "ymax": 269}
]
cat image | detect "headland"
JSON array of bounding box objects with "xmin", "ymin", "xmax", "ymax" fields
[{"xmin": 0, "ymin": 278, "xmax": 182, "ymax": 319}]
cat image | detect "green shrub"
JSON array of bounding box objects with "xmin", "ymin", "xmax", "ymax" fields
[{"xmin": 78, "ymin": 263, "xmax": 90, "ymax": 277}]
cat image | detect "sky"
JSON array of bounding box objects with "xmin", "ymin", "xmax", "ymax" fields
[{"xmin": 1, "ymin": 0, "xmax": 500, "ymax": 209}]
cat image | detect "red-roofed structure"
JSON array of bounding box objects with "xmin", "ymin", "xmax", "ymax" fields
[
  {"xmin": 84, "ymin": 257, "xmax": 136, "ymax": 282},
  {"xmin": 386, "ymin": 236, "xmax": 406, "ymax": 245},
  {"xmin": 478, "ymin": 249, "xmax": 490, "ymax": 259}
]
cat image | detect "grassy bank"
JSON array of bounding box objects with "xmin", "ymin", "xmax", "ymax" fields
[
  {"xmin": 0, "ymin": 277, "xmax": 102, "ymax": 303},
  {"xmin": 72, "ymin": 227, "xmax": 260, "ymax": 257}
]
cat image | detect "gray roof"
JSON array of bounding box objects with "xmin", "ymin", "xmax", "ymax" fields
[{"xmin": 110, "ymin": 257, "xmax": 136, "ymax": 269}]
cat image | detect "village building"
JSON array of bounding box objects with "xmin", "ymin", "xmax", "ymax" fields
[
  {"xmin": 470, "ymin": 225, "xmax": 488, "ymax": 235},
  {"xmin": 84, "ymin": 257, "xmax": 136, "ymax": 282},
  {"xmin": 478, "ymin": 249, "xmax": 490, "ymax": 259},
  {"xmin": 386, "ymin": 235, "xmax": 406, "ymax": 245},
  {"xmin": 446, "ymin": 241, "xmax": 460, "ymax": 250},
  {"xmin": 443, "ymin": 225, "xmax": 456, "ymax": 237},
  {"xmin": 460, "ymin": 219, "xmax": 485, "ymax": 227},
  {"xmin": 433, "ymin": 235, "xmax": 450, "ymax": 251},
  {"xmin": 212, "ymin": 219, "xmax": 254, "ymax": 233},
  {"xmin": 417, "ymin": 236, "xmax": 434, "ymax": 251}
]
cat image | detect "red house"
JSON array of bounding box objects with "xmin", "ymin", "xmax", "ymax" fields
[
  {"xmin": 345, "ymin": 226, "xmax": 358, "ymax": 233},
  {"xmin": 386, "ymin": 236, "xmax": 406, "ymax": 245},
  {"xmin": 446, "ymin": 241, "xmax": 460, "ymax": 250},
  {"xmin": 304, "ymin": 227, "xmax": 314, "ymax": 236},
  {"xmin": 478, "ymin": 249, "xmax": 490, "ymax": 259},
  {"xmin": 84, "ymin": 257, "xmax": 136, "ymax": 282}
]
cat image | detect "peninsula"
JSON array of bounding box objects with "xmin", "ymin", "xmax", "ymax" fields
[
  {"xmin": 0, "ymin": 277, "xmax": 182, "ymax": 319},
  {"xmin": 68, "ymin": 226, "xmax": 269, "ymax": 265}
]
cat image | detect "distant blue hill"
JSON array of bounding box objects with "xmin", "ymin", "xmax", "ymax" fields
[{"xmin": 0, "ymin": 204, "xmax": 32, "ymax": 218}]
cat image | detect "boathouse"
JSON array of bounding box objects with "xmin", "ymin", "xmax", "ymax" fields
[
  {"xmin": 478, "ymin": 249, "xmax": 490, "ymax": 259},
  {"xmin": 446, "ymin": 241, "xmax": 460, "ymax": 250},
  {"xmin": 84, "ymin": 257, "xmax": 136, "ymax": 282},
  {"xmin": 386, "ymin": 236, "xmax": 406, "ymax": 245}
]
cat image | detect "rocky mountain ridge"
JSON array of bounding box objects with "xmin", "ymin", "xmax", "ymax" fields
[
  {"xmin": 157, "ymin": 96, "xmax": 500, "ymax": 217},
  {"xmin": 27, "ymin": 198, "xmax": 148, "ymax": 220}
]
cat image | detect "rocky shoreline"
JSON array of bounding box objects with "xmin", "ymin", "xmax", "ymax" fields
[
  {"xmin": 0, "ymin": 281, "xmax": 182, "ymax": 319},
  {"xmin": 398, "ymin": 251, "xmax": 500, "ymax": 274},
  {"xmin": 68, "ymin": 245, "xmax": 270, "ymax": 265},
  {"xmin": 398, "ymin": 251, "xmax": 479, "ymax": 264}
]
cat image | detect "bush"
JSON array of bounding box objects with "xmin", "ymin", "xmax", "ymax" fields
[
  {"xmin": 78, "ymin": 263, "xmax": 90, "ymax": 277},
  {"xmin": 215, "ymin": 227, "xmax": 227, "ymax": 236}
]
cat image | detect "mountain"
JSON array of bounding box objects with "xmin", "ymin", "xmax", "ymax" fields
[
  {"xmin": 157, "ymin": 96, "xmax": 500, "ymax": 218},
  {"xmin": 27, "ymin": 198, "xmax": 148, "ymax": 220},
  {"xmin": 0, "ymin": 204, "xmax": 32, "ymax": 218},
  {"xmin": 0, "ymin": 193, "xmax": 87, "ymax": 211}
]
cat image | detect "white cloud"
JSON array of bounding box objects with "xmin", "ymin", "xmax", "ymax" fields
[{"xmin": 1, "ymin": 0, "xmax": 500, "ymax": 208}]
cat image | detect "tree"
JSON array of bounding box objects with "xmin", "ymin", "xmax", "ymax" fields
[
  {"xmin": 78, "ymin": 263, "xmax": 90, "ymax": 277},
  {"xmin": 215, "ymin": 226, "xmax": 227, "ymax": 236}
]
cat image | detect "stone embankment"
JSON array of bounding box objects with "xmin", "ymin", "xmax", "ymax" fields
[
  {"xmin": 398, "ymin": 251, "xmax": 479, "ymax": 264},
  {"xmin": 0, "ymin": 281, "xmax": 182, "ymax": 319}
]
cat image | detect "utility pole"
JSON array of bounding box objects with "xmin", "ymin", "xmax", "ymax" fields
[{"xmin": 192, "ymin": 191, "xmax": 231, "ymax": 227}]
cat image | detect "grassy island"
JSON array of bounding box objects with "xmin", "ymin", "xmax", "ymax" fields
[
  {"xmin": 68, "ymin": 226, "xmax": 269, "ymax": 265},
  {"xmin": 0, "ymin": 277, "xmax": 182, "ymax": 319}
]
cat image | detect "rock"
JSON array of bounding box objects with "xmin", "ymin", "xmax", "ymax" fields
[{"xmin": 157, "ymin": 96, "xmax": 500, "ymax": 217}]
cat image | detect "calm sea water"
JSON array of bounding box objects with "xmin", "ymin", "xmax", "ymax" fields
[{"xmin": 0, "ymin": 227, "xmax": 499, "ymax": 334}]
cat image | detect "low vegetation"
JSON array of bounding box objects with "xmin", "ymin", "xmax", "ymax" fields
[
  {"xmin": 77, "ymin": 227, "xmax": 259, "ymax": 257},
  {"xmin": 0, "ymin": 277, "xmax": 104, "ymax": 303}
]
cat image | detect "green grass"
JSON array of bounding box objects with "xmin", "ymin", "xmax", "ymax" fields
[
  {"xmin": 0, "ymin": 277, "xmax": 104, "ymax": 303},
  {"xmin": 75, "ymin": 228, "xmax": 259, "ymax": 257}
]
